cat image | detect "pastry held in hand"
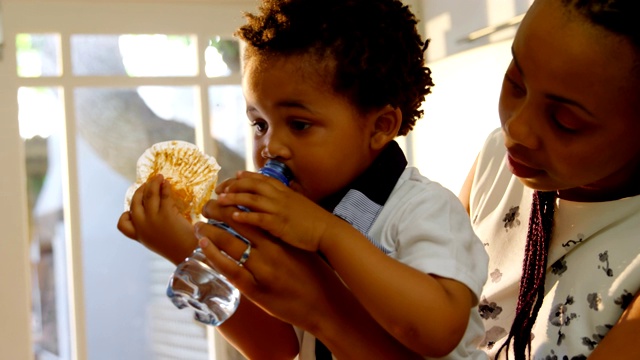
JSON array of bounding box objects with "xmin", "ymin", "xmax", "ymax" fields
[{"xmin": 124, "ymin": 140, "xmax": 221, "ymax": 224}]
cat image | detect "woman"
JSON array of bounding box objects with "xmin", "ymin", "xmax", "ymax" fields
[{"xmin": 459, "ymin": 0, "xmax": 640, "ymax": 359}]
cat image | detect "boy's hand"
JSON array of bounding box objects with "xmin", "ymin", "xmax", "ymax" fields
[
  {"xmin": 213, "ymin": 171, "xmax": 338, "ymax": 252},
  {"xmin": 117, "ymin": 174, "xmax": 198, "ymax": 265}
]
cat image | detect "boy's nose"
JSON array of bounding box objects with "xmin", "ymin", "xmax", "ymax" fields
[
  {"xmin": 259, "ymin": 136, "xmax": 291, "ymax": 160},
  {"xmin": 261, "ymin": 147, "xmax": 275, "ymax": 159}
]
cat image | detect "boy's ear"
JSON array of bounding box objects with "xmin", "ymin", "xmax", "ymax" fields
[{"xmin": 371, "ymin": 105, "xmax": 402, "ymax": 150}]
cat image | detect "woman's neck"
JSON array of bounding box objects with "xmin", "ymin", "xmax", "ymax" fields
[{"xmin": 558, "ymin": 177, "xmax": 640, "ymax": 202}]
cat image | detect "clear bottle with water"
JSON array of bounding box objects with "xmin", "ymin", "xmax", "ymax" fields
[{"xmin": 166, "ymin": 160, "xmax": 292, "ymax": 326}]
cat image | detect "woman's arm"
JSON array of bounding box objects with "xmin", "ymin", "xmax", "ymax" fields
[
  {"xmin": 588, "ymin": 290, "xmax": 640, "ymax": 359},
  {"xmin": 216, "ymin": 295, "xmax": 299, "ymax": 360}
]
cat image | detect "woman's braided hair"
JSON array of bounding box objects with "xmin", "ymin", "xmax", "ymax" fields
[
  {"xmin": 235, "ymin": 0, "xmax": 434, "ymax": 136},
  {"xmin": 497, "ymin": 191, "xmax": 556, "ymax": 360}
]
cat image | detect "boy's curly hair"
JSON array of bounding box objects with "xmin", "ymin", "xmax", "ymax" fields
[{"xmin": 235, "ymin": 0, "xmax": 433, "ymax": 136}]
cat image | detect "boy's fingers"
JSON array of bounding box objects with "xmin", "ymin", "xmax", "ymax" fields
[
  {"xmin": 158, "ymin": 178, "xmax": 176, "ymax": 214},
  {"xmin": 160, "ymin": 178, "xmax": 172, "ymax": 199},
  {"xmin": 116, "ymin": 211, "xmax": 138, "ymax": 240},
  {"xmin": 129, "ymin": 182, "xmax": 146, "ymax": 219},
  {"xmin": 215, "ymin": 177, "xmax": 236, "ymax": 195},
  {"xmin": 142, "ymin": 174, "xmax": 164, "ymax": 214}
]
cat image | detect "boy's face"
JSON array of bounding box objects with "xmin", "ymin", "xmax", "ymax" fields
[{"xmin": 242, "ymin": 53, "xmax": 381, "ymax": 203}]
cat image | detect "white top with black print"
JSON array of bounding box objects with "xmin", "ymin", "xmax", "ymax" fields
[{"xmin": 470, "ymin": 128, "xmax": 640, "ymax": 360}]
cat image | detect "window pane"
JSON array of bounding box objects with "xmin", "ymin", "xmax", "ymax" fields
[
  {"xmin": 18, "ymin": 30, "xmax": 249, "ymax": 360},
  {"xmin": 19, "ymin": 87, "xmax": 72, "ymax": 359},
  {"xmin": 16, "ymin": 34, "xmax": 62, "ymax": 77},
  {"xmin": 71, "ymin": 34, "xmax": 197, "ymax": 77},
  {"xmin": 209, "ymin": 85, "xmax": 246, "ymax": 157},
  {"xmin": 74, "ymin": 86, "xmax": 204, "ymax": 359},
  {"xmin": 206, "ymin": 37, "xmax": 241, "ymax": 78}
]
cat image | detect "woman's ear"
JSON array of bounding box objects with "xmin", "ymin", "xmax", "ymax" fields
[{"xmin": 371, "ymin": 105, "xmax": 402, "ymax": 150}]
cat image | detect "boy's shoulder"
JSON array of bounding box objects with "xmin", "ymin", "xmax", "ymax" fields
[
  {"xmin": 393, "ymin": 167, "xmax": 458, "ymax": 200},
  {"xmin": 384, "ymin": 167, "xmax": 468, "ymax": 216}
]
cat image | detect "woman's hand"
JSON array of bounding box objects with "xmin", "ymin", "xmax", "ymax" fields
[
  {"xmin": 197, "ymin": 199, "xmax": 423, "ymax": 359},
  {"xmin": 196, "ymin": 199, "xmax": 337, "ymax": 328}
]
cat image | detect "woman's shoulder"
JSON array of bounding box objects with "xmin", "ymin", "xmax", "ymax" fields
[{"xmin": 477, "ymin": 128, "xmax": 506, "ymax": 165}]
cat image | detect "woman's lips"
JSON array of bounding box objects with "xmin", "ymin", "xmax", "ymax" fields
[{"xmin": 506, "ymin": 153, "xmax": 544, "ymax": 179}]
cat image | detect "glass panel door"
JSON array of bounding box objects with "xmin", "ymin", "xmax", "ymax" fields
[{"xmin": 6, "ymin": 2, "xmax": 253, "ymax": 359}]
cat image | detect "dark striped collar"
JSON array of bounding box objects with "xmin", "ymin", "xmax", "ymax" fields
[{"xmin": 324, "ymin": 140, "xmax": 407, "ymax": 253}]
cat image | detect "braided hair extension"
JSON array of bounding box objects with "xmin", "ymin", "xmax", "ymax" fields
[{"xmin": 496, "ymin": 190, "xmax": 557, "ymax": 360}]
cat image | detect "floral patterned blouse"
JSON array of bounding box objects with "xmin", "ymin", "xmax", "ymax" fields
[{"xmin": 469, "ymin": 129, "xmax": 640, "ymax": 360}]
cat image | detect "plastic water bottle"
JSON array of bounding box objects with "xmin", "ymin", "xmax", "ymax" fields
[{"xmin": 166, "ymin": 160, "xmax": 292, "ymax": 326}]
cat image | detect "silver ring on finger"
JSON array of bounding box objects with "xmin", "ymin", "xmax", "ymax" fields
[{"xmin": 237, "ymin": 242, "xmax": 251, "ymax": 267}]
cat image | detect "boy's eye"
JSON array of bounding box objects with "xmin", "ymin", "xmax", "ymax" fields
[
  {"xmin": 290, "ymin": 120, "xmax": 311, "ymax": 131},
  {"xmin": 250, "ymin": 119, "xmax": 268, "ymax": 133}
]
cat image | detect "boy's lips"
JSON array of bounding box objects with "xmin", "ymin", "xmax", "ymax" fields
[
  {"xmin": 287, "ymin": 178, "xmax": 300, "ymax": 192},
  {"xmin": 506, "ymin": 153, "xmax": 544, "ymax": 179}
]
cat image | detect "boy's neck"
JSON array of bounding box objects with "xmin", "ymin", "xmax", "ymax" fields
[{"xmin": 318, "ymin": 141, "xmax": 407, "ymax": 212}]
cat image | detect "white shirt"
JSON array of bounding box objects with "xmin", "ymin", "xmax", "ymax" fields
[{"xmin": 298, "ymin": 167, "xmax": 489, "ymax": 360}]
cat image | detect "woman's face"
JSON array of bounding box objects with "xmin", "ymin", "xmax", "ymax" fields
[{"xmin": 499, "ymin": 0, "xmax": 640, "ymax": 201}]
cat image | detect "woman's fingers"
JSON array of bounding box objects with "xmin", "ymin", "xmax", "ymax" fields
[
  {"xmin": 196, "ymin": 222, "xmax": 254, "ymax": 266},
  {"xmin": 197, "ymin": 233, "xmax": 257, "ymax": 289}
]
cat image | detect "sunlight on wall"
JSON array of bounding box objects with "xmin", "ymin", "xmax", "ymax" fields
[{"xmin": 411, "ymin": 39, "xmax": 512, "ymax": 194}]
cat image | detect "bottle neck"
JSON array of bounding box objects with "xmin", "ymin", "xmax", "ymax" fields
[{"xmin": 260, "ymin": 160, "xmax": 292, "ymax": 186}]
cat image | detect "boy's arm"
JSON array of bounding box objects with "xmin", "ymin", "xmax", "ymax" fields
[
  {"xmin": 318, "ymin": 219, "xmax": 474, "ymax": 357},
  {"xmin": 117, "ymin": 175, "xmax": 299, "ymax": 357}
]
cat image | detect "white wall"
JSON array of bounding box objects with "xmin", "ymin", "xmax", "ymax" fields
[{"xmin": 407, "ymin": 0, "xmax": 533, "ymax": 194}]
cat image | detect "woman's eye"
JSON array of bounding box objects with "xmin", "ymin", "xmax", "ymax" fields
[
  {"xmin": 552, "ymin": 116, "xmax": 577, "ymax": 133},
  {"xmin": 505, "ymin": 75, "xmax": 526, "ymax": 96}
]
